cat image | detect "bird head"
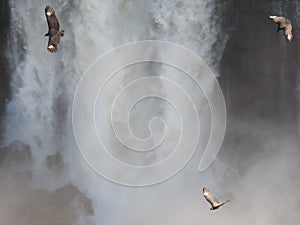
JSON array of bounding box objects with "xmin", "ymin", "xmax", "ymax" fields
[{"xmin": 287, "ymin": 34, "xmax": 293, "ymax": 41}]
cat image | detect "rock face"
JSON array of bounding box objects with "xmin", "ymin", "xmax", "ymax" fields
[
  {"xmin": 0, "ymin": 140, "xmax": 32, "ymax": 169},
  {"xmin": 0, "ymin": 0, "xmax": 10, "ymax": 120},
  {"xmin": 46, "ymin": 151, "xmax": 64, "ymax": 171},
  {"xmin": 218, "ymin": 0, "xmax": 300, "ymax": 162},
  {"xmin": 6, "ymin": 183, "xmax": 94, "ymax": 225},
  {"xmin": 0, "ymin": 140, "xmax": 94, "ymax": 225}
]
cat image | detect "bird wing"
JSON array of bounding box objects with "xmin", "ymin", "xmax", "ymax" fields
[
  {"xmin": 272, "ymin": 17, "xmax": 291, "ymax": 29},
  {"xmin": 284, "ymin": 23, "xmax": 293, "ymax": 35},
  {"xmin": 203, "ymin": 187, "xmax": 220, "ymax": 207},
  {"xmin": 47, "ymin": 34, "xmax": 60, "ymax": 52},
  {"xmin": 45, "ymin": 6, "xmax": 60, "ymax": 33},
  {"xmin": 271, "ymin": 16, "xmax": 285, "ymax": 24}
]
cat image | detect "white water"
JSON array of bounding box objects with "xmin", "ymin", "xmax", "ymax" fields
[{"xmin": 6, "ymin": 0, "xmax": 227, "ymax": 224}]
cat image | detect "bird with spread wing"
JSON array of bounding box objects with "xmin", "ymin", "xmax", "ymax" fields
[
  {"xmin": 202, "ymin": 187, "xmax": 230, "ymax": 210},
  {"xmin": 269, "ymin": 15, "xmax": 293, "ymax": 42},
  {"xmin": 44, "ymin": 6, "xmax": 64, "ymax": 52}
]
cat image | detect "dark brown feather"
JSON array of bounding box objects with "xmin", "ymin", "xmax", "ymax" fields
[
  {"xmin": 45, "ymin": 6, "xmax": 59, "ymax": 32},
  {"xmin": 45, "ymin": 6, "xmax": 64, "ymax": 52}
]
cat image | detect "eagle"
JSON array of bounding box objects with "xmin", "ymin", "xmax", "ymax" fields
[
  {"xmin": 269, "ymin": 15, "xmax": 293, "ymax": 41},
  {"xmin": 202, "ymin": 187, "xmax": 230, "ymax": 210},
  {"xmin": 44, "ymin": 6, "xmax": 64, "ymax": 52}
]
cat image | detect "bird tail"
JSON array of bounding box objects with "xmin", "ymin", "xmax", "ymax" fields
[
  {"xmin": 59, "ymin": 30, "xmax": 64, "ymax": 37},
  {"xmin": 224, "ymin": 200, "xmax": 230, "ymax": 205},
  {"xmin": 220, "ymin": 200, "xmax": 230, "ymax": 207}
]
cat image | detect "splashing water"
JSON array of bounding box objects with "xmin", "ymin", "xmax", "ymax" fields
[{"xmin": 5, "ymin": 0, "xmax": 227, "ymax": 224}]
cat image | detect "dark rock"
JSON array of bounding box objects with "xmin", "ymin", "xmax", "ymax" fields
[
  {"xmin": 0, "ymin": 140, "xmax": 32, "ymax": 169},
  {"xmin": 0, "ymin": 140, "xmax": 94, "ymax": 225},
  {"xmin": 0, "ymin": 0, "xmax": 10, "ymax": 123},
  {"xmin": 46, "ymin": 151, "xmax": 64, "ymax": 171}
]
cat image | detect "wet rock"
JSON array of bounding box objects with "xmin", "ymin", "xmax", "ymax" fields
[
  {"xmin": 46, "ymin": 151, "xmax": 64, "ymax": 171},
  {"xmin": 16, "ymin": 183, "xmax": 94, "ymax": 225},
  {"xmin": 0, "ymin": 140, "xmax": 32, "ymax": 169},
  {"xmin": 0, "ymin": 140, "xmax": 94, "ymax": 225}
]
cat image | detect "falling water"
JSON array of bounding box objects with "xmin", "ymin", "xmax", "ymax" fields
[
  {"xmin": 5, "ymin": 0, "xmax": 227, "ymax": 224},
  {"xmin": 4, "ymin": 0, "xmax": 300, "ymax": 224}
]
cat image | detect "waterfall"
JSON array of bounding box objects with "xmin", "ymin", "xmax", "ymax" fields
[{"xmin": 5, "ymin": 0, "xmax": 226, "ymax": 224}]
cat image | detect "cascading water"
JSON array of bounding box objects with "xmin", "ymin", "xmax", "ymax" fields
[
  {"xmin": 3, "ymin": 0, "xmax": 300, "ymax": 225},
  {"xmin": 5, "ymin": 0, "xmax": 227, "ymax": 224}
]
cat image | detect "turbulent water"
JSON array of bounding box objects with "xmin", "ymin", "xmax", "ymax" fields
[
  {"xmin": 4, "ymin": 0, "xmax": 226, "ymax": 224},
  {"xmin": 2, "ymin": 0, "xmax": 300, "ymax": 224}
]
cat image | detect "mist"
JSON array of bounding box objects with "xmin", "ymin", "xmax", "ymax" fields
[{"xmin": 0, "ymin": 0, "xmax": 300, "ymax": 224}]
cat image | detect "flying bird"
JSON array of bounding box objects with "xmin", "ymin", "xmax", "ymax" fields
[
  {"xmin": 44, "ymin": 6, "xmax": 64, "ymax": 52},
  {"xmin": 269, "ymin": 15, "xmax": 293, "ymax": 42},
  {"xmin": 202, "ymin": 187, "xmax": 230, "ymax": 210}
]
